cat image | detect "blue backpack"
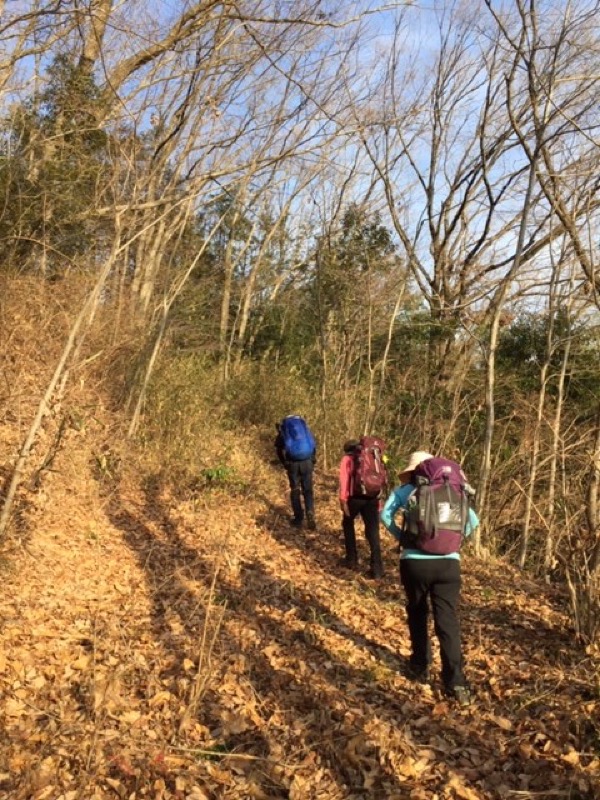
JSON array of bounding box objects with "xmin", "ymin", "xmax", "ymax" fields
[{"xmin": 280, "ymin": 416, "xmax": 316, "ymax": 461}]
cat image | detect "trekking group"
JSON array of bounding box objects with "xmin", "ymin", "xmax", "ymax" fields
[{"xmin": 274, "ymin": 414, "xmax": 480, "ymax": 705}]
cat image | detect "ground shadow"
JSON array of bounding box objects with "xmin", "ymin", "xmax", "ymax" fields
[{"xmin": 104, "ymin": 475, "xmax": 598, "ymax": 799}]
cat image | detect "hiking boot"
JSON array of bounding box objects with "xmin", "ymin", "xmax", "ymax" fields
[
  {"xmin": 448, "ymin": 685, "xmax": 472, "ymax": 706},
  {"xmin": 405, "ymin": 664, "xmax": 430, "ymax": 684},
  {"xmin": 290, "ymin": 517, "xmax": 303, "ymax": 528},
  {"xmin": 306, "ymin": 513, "xmax": 316, "ymax": 530},
  {"xmin": 365, "ymin": 568, "xmax": 384, "ymax": 580},
  {"xmin": 339, "ymin": 557, "xmax": 359, "ymax": 571}
]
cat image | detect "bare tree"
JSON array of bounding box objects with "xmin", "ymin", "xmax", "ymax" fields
[
  {"xmin": 350, "ymin": 5, "xmax": 563, "ymax": 484},
  {"xmin": 486, "ymin": 0, "xmax": 600, "ymax": 635}
]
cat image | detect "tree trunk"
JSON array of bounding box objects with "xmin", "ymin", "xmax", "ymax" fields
[{"xmin": 477, "ymin": 162, "xmax": 538, "ymax": 555}]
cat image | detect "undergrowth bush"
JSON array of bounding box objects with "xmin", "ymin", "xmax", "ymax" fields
[
  {"xmin": 138, "ymin": 356, "xmax": 292, "ymax": 492},
  {"xmin": 139, "ymin": 354, "xmax": 226, "ymax": 477}
]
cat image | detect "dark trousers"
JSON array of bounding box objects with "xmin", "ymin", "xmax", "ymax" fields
[
  {"xmin": 343, "ymin": 496, "xmax": 383, "ymax": 576},
  {"xmin": 400, "ymin": 557, "xmax": 465, "ymax": 690},
  {"xmin": 287, "ymin": 459, "xmax": 314, "ymax": 521}
]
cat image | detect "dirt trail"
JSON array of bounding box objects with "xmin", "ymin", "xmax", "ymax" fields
[{"xmin": 0, "ymin": 459, "xmax": 598, "ymax": 799}]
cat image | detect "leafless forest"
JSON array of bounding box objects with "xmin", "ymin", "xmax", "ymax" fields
[{"xmin": 1, "ymin": 0, "xmax": 600, "ymax": 641}]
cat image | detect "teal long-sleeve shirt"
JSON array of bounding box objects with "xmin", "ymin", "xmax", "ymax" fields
[{"xmin": 380, "ymin": 483, "xmax": 480, "ymax": 561}]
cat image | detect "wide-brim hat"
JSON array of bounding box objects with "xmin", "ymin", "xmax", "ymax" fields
[{"xmin": 398, "ymin": 450, "xmax": 434, "ymax": 479}]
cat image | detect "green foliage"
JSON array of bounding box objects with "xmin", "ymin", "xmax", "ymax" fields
[
  {"xmin": 312, "ymin": 204, "xmax": 396, "ymax": 316},
  {"xmin": 497, "ymin": 313, "xmax": 555, "ymax": 392},
  {"xmin": 201, "ymin": 464, "xmax": 235, "ymax": 484},
  {"xmin": 198, "ymin": 464, "xmax": 247, "ymax": 495},
  {"xmin": 496, "ymin": 309, "xmax": 600, "ymax": 414},
  {"xmin": 0, "ymin": 54, "xmax": 110, "ymax": 273}
]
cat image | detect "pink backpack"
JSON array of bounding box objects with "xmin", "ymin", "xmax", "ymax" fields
[{"xmin": 353, "ymin": 436, "xmax": 388, "ymax": 498}]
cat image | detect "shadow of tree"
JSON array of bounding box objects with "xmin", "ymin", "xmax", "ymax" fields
[{"xmin": 106, "ymin": 479, "xmax": 430, "ymax": 795}]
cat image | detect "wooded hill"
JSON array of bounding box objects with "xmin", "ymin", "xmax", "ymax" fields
[
  {"xmin": 0, "ymin": 2, "xmax": 600, "ymax": 797},
  {"xmin": 0, "ymin": 335, "xmax": 598, "ymax": 798}
]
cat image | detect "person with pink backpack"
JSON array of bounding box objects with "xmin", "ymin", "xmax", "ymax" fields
[{"xmin": 338, "ymin": 437, "xmax": 389, "ymax": 579}]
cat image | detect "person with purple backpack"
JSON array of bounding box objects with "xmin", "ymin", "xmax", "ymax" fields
[{"xmin": 380, "ymin": 450, "xmax": 479, "ymax": 705}]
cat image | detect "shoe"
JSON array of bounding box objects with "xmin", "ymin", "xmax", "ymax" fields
[
  {"xmin": 405, "ymin": 664, "xmax": 430, "ymax": 684},
  {"xmin": 448, "ymin": 685, "xmax": 472, "ymax": 706},
  {"xmin": 290, "ymin": 517, "xmax": 303, "ymax": 528},
  {"xmin": 339, "ymin": 557, "xmax": 359, "ymax": 571},
  {"xmin": 365, "ymin": 569, "xmax": 384, "ymax": 580},
  {"xmin": 306, "ymin": 513, "xmax": 316, "ymax": 530}
]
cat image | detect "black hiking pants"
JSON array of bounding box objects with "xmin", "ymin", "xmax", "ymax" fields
[
  {"xmin": 287, "ymin": 459, "xmax": 315, "ymax": 522},
  {"xmin": 343, "ymin": 496, "xmax": 383, "ymax": 577},
  {"xmin": 400, "ymin": 557, "xmax": 465, "ymax": 690}
]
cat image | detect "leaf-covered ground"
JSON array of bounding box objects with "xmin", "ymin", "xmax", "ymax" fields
[{"xmin": 0, "ymin": 446, "xmax": 599, "ymax": 800}]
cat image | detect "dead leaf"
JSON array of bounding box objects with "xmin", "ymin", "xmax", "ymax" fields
[
  {"xmin": 71, "ymin": 654, "xmax": 91, "ymax": 671},
  {"xmin": 119, "ymin": 710, "xmax": 142, "ymax": 724},
  {"xmin": 31, "ymin": 787, "xmax": 56, "ymax": 800},
  {"xmin": 104, "ymin": 777, "xmax": 124, "ymax": 795},
  {"xmin": 490, "ymin": 715, "xmax": 513, "ymax": 731},
  {"xmin": 396, "ymin": 757, "xmax": 417, "ymax": 778},
  {"xmin": 562, "ymin": 749, "xmax": 580, "ymax": 766},
  {"xmin": 412, "ymin": 757, "xmax": 432, "ymax": 775},
  {"xmin": 446, "ymin": 771, "xmax": 483, "ymax": 800},
  {"xmin": 185, "ymin": 789, "xmax": 210, "ymax": 800},
  {"xmin": 220, "ymin": 710, "xmax": 253, "ymax": 735},
  {"xmin": 149, "ymin": 690, "xmax": 174, "ymax": 708},
  {"xmin": 413, "ymin": 716, "xmax": 431, "ymax": 729},
  {"xmin": 4, "ymin": 698, "xmax": 26, "ymax": 718}
]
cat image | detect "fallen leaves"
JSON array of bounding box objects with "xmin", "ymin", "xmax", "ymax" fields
[
  {"xmin": 446, "ymin": 770, "xmax": 484, "ymax": 800},
  {"xmin": 0, "ymin": 474, "xmax": 599, "ymax": 800}
]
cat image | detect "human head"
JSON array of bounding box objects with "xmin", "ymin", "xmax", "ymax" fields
[
  {"xmin": 397, "ymin": 450, "xmax": 434, "ymax": 482},
  {"xmin": 343, "ymin": 439, "xmax": 360, "ymax": 454}
]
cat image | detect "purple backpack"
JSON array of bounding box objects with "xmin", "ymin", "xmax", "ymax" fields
[{"xmin": 404, "ymin": 457, "xmax": 470, "ymax": 555}]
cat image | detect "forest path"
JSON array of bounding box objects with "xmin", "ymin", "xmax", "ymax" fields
[{"xmin": 0, "ymin": 458, "xmax": 598, "ymax": 800}]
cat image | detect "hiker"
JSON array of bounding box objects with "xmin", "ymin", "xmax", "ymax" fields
[
  {"xmin": 380, "ymin": 450, "xmax": 479, "ymax": 705},
  {"xmin": 275, "ymin": 415, "xmax": 317, "ymax": 529},
  {"xmin": 338, "ymin": 438, "xmax": 388, "ymax": 579}
]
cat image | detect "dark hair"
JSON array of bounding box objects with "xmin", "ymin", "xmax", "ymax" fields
[{"xmin": 343, "ymin": 439, "xmax": 359, "ymax": 453}]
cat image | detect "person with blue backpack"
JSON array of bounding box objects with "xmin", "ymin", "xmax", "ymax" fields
[
  {"xmin": 380, "ymin": 450, "xmax": 479, "ymax": 705},
  {"xmin": 275, "ymin": 415, "xmax": 317, "ymax": 530}
]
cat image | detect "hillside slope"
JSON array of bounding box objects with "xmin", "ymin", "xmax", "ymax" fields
[{"xmin": 0, "ymin": 439, "xmax": 599, "ymax": 800}]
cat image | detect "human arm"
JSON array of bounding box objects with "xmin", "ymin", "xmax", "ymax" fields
[
  {"xmin": 339, "ymin": 455, "xmax": 353, "ymax": 516},
  {"xmin": 464, "ymin": 506, "xmax": 480, "ymax": 537},
  {"xmin": 380, "ymin": 484, "xmax": 414, "ymax": 542},
  {"xmin": 274, "ymin": 432, "xmax": 287, "ymax": 466}
]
